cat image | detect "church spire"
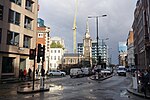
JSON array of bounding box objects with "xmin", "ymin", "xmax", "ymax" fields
[{"xmin": 85, "ymin": 19, "xmax": 90, "ymax": 38}]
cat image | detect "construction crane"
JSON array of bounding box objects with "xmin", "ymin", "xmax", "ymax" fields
[{"xmin": 72, "ymin": 0, "xmax": 78, "ymax": 53}]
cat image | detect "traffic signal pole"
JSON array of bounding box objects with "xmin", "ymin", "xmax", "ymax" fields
[{"xmin": 32, "ymin": 48, "xmax": 36, "ymax": 90}]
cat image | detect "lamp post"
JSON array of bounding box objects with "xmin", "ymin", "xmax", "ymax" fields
[{"xmin": 88, "ymin": 15, "xmax": 107, "ymax": 65}]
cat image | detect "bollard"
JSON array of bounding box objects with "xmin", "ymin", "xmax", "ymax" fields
[{"xmin": 40, "ymin": 76, "xmax": 44, "ymax": 89}]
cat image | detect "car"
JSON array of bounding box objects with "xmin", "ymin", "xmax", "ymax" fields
[
  {"xmin": 101, "ymin": 68, "xmax": 112, "ymax": 75},
  {"xmin": 70, "ymin": 68, "xmax": 83, "ymax": 78},
  {"xmin": 47, "ymin": 70, "xmax": 66, "ymax": 76},
  {"xmin": 117, "ymin": 66, "xmax": 126, "ymax": 76}
]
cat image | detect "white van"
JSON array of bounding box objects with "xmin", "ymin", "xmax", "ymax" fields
[
  {"xmin": 70, "ymin": 68, "xmax": 83, "ymax": 78},
  {"xmin": 117, "ymin": 66, "xmax": 126, "ymax": 76},
  {"xmin": 81, "ymin": 67, "xmax": 91, "ymax": 76}
]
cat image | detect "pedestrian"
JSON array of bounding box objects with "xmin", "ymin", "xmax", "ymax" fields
[
  {"xmin": 28, "ymin": 68, "xmax": 32, "ymax": 80},
  {"xmin": 19, "ymin": 69, "xmax": 23, "ymax": 80},
  {"xmin": 141, "ymin": 69, "xmax": 150, "ymax": 98},
  {"xmin": 41, "ymin": 68, "xmax": 45, "ymax": 77},
  {"xmin": 36, "ymin": 69, "xmax": 38, "ymax": 79},
  {"xmin": 23, "ymin": 68, "xmax": 27, "ymax": 80}
]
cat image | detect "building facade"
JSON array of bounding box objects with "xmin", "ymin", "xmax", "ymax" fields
[
  {"xmin": 49, "ymin": 37, "xmax": 65, "ymax": 70},
  {"xmin": 132, "ymin": 0, "xmax": 150, "ymax": 69},
  {"xmin": 36, "ymin": 19, "xmax": 50, "ymax": 72},
  {"xmin": 0, "ymin": 0, "xmax": 38, "ymax": 79},
  {"xmin": 78, "ymin": 40, "xmax": 108, "ymax": 65},
  {"xmin": 118, "ymin": 42, "xmax": 127, "ymax": 66},
  {"xmin": 126, "ymin": 30, "xmax": 135, "ymax": 67}
]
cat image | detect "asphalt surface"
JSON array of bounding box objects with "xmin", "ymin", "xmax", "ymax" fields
[{"xmin": 0, "ymin": 73, "xmax": 148, "ymax": 100}]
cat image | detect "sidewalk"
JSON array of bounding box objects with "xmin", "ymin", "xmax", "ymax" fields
[{"xmin": 127, "ymin": 87, "xmax": 150, "ymax": 99}]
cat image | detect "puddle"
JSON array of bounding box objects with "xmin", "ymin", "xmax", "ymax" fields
[{"xmin": 120, "ymin": 90, "xmax": 129, "ymax": 98}]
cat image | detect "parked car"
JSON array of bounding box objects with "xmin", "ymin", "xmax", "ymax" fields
[
  {"xmin": 47, "ymin": 70, "xmax": 66, "ymax": 76},
  {"xmin": 117, "ymin": 66, "xmax": 126, "ymax": 76},
  {"xmin": 70, "ymin": 68, "xmax": 83, "ymax": 78}
]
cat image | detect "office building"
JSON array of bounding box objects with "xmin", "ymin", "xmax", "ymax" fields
[{"xmin": 0, "ymin": 0, "xmax": 38, "ymax": 79}]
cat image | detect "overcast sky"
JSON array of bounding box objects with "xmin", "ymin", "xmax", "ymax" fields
[{"xmin": 38, "ymin": 0, "xmax": 137, "ymax": 64}]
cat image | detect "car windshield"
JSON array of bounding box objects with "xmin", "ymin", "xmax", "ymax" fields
[{"xmin": 118, "ymin": 68, "xmax": 125, "ymax": 70}]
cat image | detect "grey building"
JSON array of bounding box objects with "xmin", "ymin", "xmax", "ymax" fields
[{"xmin": 132, "ymin": 0, "xmax": 150, "ymax": 69}]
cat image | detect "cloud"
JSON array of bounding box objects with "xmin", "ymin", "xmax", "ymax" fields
[{"xmin": 38, "ymin": 0, "xmax": 137, "ymax": 64}]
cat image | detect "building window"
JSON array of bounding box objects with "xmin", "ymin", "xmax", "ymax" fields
[
  {"xmin": 2, "ymin": 57, "xmax": 14, "ymax": 73},
  {"xmin": 54, "ymin": 50, "xmax": 56, "ymax": 53},
  {"xmin": 7, "ymin": 31, "xmax": 19, "ymax": 46},
  {"xmin": 23, "ymin": 35, "xmax": 31, "ymax": 48},
  {"xmin": 38, "ymin": 33, "xmax": 43, "ymax": 38},
  {"xmin": 51, "ymin": 50, "xmax": 53, "ymax": 53},
  {"xmin": 54, "ymin": 56, "xmax": 56, "ymax": 60},
  {"xmin": 0, "ymin": 28, "xmax": 2, "ymax": 43},
  {"xmin": 58, "ymin": 56, "xmax": 60, "ymax": 60},
  {"xmin": 0, "ymin": 5, "xmax": 3, "ymax": 20},
  {"xmin": 51, "ymin": 56, "xmax": 53, "ymax": 60},
  {"xmin": 58, "ymin": 50, "xmax": 60, "ymax": 53},
  {"xmin": 10, "ymin": 0, "xmax": 22, "ymax": 6},
  {"xmin": 8, "ymin": 9, "xmax": 20, "ymax": 25},
  {"xmin": 24, "ymin": 16, "xmax": 32, "ymax": 30},
  {"xmin": 25, "ymin": 0, "xmax": 33, "ymax": 11}
]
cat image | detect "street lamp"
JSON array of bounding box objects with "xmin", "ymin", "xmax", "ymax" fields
[{"xmin": 88, "ymin": 15, "xmax": 107, "ymax": 65}]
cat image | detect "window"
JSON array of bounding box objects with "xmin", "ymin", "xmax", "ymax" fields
[
  {"xmin": 58, "ymin": 56, "xmax": 60, "ymax": 60},
  {"xmin": 0, "ymin": 5, "xmax": 3, "ymax": 20},
  {"xmin": 7, "ymin": 31, "xmax": 19, "ymax": 46},
  {"xmin": 51, "ymin": 56, "xmax": 53, "ymax": 60},
  {"xmin": 54, "ymin": 50, "xmax": 56, "ymax": 53},
  {"xmin": 54, "ymin": 56, "xmax": 56, "ymax": 60},
  {"xmin": 38, "ymin": 33, "xmax": 43, "ymax": 38},
  {"xmin": 58, "ymin": 50, "xmax": 60, "ymax": 53},
  {"xmin": 24, "ymin": 16, "xmax": 32, "ymax": 30},
  {"xmin": 51, "ymin": 50, "xmax": 53, "ymax": 53},
  {"xmin": 2, "ymin": 57, "xmax": 14, "ymax": 73},
  {"xmin": 23, "ymin": 35, "xmax": 31, "ymax": 48},
  {"xmin": 8, "ymin": 9, "xmax": 20, "ymax": 25},
  {"xmin": 0, "ymin": 28, "xmax": 2, "ymax": 43},
  {"xmin": 10, "ymin": 0, "xmax": 22, "ymax": 6},
  {"xmin": 25, "ymin": 0, "xmax": 33, "ymax": 11}
]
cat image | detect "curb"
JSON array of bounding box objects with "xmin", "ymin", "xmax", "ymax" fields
[
  {"xmin": 90, "ymin": 74, "xmax": 113, "ymax": 81},
  {"xmin": 17, "ymin": 84, "xmax": 50, "ymax": 94},
  {"xmin": 127, "ymin": 88, "xmax": 150, "ymax": 99},
  {"xmin": 17, "ymin": 88, "xmax": 49, "ymax": 94}
]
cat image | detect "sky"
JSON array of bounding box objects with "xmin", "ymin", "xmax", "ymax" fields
[{"xmin": 38, "ymin": 0, "xmax": 137, "ymax": 64}]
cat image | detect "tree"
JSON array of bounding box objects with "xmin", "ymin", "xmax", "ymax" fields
[
  {"xmin": 50, "ymin": 41, "xmax": 64, "ymax": 48},
  {"xmin": 50, "ymin": 42, "xmax": 57, "ymax": 48}
]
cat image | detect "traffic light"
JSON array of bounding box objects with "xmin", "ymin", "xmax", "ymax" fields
[
  {"xmin": 98, "ymin": 56, "xmax": 101, "ymax": 65},
  {"xmin": 29, "ymin": 49, "xmax": 35, "ymax": 60},
  {"xmin": 42, "ymin": 45, "xmax": 45, "ymax": 61},
  {"xmin": 37, "ymin": 44, "xmax": 41, "ymax": 63},
  {"xmin": 37, "ymin": 44, "xmax": 45, "ymax": 63}
]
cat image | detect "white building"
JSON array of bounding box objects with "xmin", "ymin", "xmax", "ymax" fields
[{"xmin": 49, "ymin": 37, "xmax": 65, "ymax": 70}]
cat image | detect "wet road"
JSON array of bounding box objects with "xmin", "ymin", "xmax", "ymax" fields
[{"xmin": 0, "ymin": 74, "xmax": 148, "ymax": 100}]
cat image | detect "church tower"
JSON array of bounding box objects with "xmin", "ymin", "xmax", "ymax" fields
[{"xmin": 83, "ymin": 19, "xmax": 92, "ymax": 67}]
